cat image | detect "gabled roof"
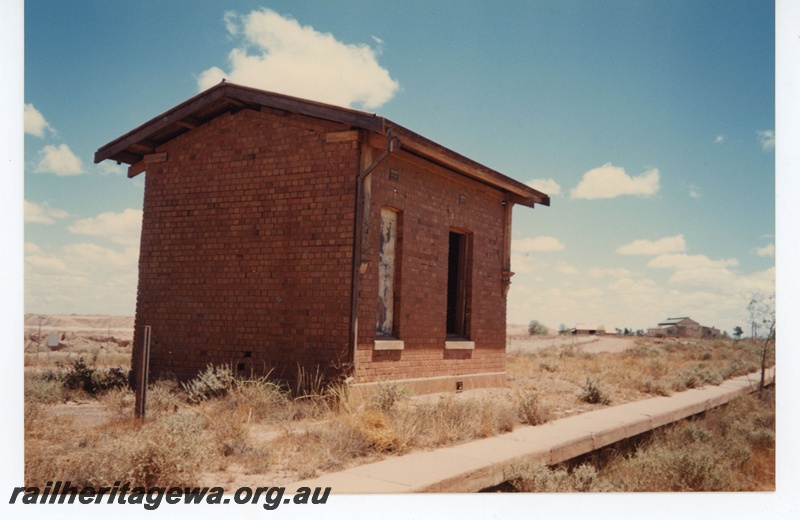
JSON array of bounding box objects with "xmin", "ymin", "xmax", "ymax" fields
[
  {"xmin": 657, "ymin": 317, "xmax": 696, "ymax": 326},
  {"xmin": 94, "ymin": 82, "xmax": 549, "ymax": 208}
]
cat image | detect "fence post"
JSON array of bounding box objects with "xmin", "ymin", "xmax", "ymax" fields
[{"xmin": 134, "ymin": 325, "xmax": 151, "ymax": 421}]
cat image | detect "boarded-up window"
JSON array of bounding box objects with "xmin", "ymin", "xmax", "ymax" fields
[
  {"xmin": 446, "ymin": 230, "xmax": 471, "ymax": 338},
  {"xmin": 377, "ymin": 209, "xmax": 399, "ymax": 337}
]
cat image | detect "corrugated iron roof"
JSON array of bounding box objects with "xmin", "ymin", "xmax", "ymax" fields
[
  {"xmin": 94, "ymin": 82, "xmax": 549, "ymax": 208},
  {"xmin": 657, "ymin": 317, "xmax": 695, "ymax": 326}
]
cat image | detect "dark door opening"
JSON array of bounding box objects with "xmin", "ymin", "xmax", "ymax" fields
[{"xmin": 446, "ymin": 231, "xmax": 470, "ymax": 337}]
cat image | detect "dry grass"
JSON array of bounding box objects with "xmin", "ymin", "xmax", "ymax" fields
[
  {"xmin": 24, "ymin": 340, "xmax": 132, "ymax": 370},
  {"xmin": 506, "ymin": 387, "xmax": 775, "ymax": 492},
  {"xmin": 506, "ymin": 337, "xmax": 771, "ymax": 417},
  {"xmin": 23, "ymin": 336, "xmax": 774, "ymax": 490}
]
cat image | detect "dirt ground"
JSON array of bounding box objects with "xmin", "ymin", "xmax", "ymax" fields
[
  {"xmin": 23, "ymin": 314, "xmax": 134, "ymax": 369},
  {"xmin": 26, "ymin": 316, "xmax": 760, "ymax": 489},
  {"xmin": 506, "ymin": 328, "xmax": 636, "ymax": 355}
]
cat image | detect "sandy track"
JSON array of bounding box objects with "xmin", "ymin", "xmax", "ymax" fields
[{"xmin": 507, "ymin": 335, "xmax": 637, "ymax": 354}]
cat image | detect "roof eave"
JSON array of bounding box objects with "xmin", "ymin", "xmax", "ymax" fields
[
  {"xmin": 386, "ymin": 123, "xmax": 549, "ymax": 207},
  {"xmin": 95, "ymin": 82, "xmax": 550, "ymax": 207},
  {"xmin": 94, "ymin": 82, "xmax": 386, "ymax": 167}
]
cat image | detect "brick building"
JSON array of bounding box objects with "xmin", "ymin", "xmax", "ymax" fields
[
  {"xmin": 647, "ymin": 317, "xmax": 721, "ymax": 339},
  {"xmin": 95, "ymin": 82, "xmax": 549, "ymax": 394}
]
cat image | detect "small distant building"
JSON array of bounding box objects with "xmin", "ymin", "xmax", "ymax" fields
[
  {"xmin": 647, "ymin": 317, "xmax": 720, "ymax": 339},
  {"xmin": 571, "ymin": 324, "xmax": 606, "ymax": 336}
]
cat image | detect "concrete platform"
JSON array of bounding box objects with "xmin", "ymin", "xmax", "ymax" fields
[{"xmin": 286, "ymin": 367, "xmax": 774, "ymax": 493}]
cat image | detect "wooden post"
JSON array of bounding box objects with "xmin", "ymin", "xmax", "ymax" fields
[
  {"xmin": 134, "ymin": 325, "xmax": 151, "ymax": 421},
  {"xmin": 36, "ymin": 316, "xmax": 42, "ymax": 367},
  {"xmin": 501, "ymin": 198, "xmax": 514, "ymax": 298}
]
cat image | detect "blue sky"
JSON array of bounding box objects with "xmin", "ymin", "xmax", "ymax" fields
[{"xmin": 19, "ymin": 0, "xmax": 777, "ymax": 334}]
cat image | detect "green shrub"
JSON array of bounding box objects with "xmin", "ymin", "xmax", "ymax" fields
[
  {"xmin": 60, "ymin": 357, "xmax": 129, "ymax": 395},
  {"xmin": 528, "ymin": 320, "xmax": 548, "ymax": 335}
]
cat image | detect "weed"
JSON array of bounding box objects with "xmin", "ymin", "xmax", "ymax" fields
[
  {"xmin": 559, "ymin": 345, "xmax": 577, "ymax": 358},
  {"xmin": 181, "ymin": 363, "xmax": 235, "ymax": 403},
  {"xmin": 641, "ymin": 377, "xmax": 671, "ymax": 396},
  {"xmin": 538, "ymin": 359, "xmax": 559, "ymax": 372},
  {"xmin": 516, "ymin": 387, "xmax": 550, "ymax": 425},
  {"xmin": 684, "ymin": 422, "xmax": 713, "ymax": 443},
  {"xmin": 677, "ymin": 365, "xmax": 722, "ymax": 390},
  {"xmin": 125, "ymin": 413, "xmax": 207, "ymax": 487},
  {"xmin": 506, "ymin": 462, "xmax": 609, "ymax": 492},
  {"xmin": 351, "ymin": 410, "xmax": 398, "ymax": 453},
  {"xmin": 292, "ymin": 364, "xmax": 327, "ymax": 398},
  {"xmin": 625, "ymin": 443, "xmax": 731, "ymax": 491},
  {"xmin": 370, "ymin": 382, "xmax": 410, "ymax": 412},
  {"xmin": 24, "ymin": 370, "xmax": 65, "ymax": 403},
  {"xmin": 625, "ymin": 344, "xmax": 660, "ymax": 357},
  {"xmin": 579, "ymin": 377, "xmax": 610, "ymax": 405}
]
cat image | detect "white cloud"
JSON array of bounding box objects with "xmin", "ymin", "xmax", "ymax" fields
[
  {"xmin": 714, "ymin": 135, "xmax": 725, "ymax": 144},
  {"xmin": 738, "ymin": 266, "xmax": 776, "ymax": 294},
  {"xmin": 507, "ymin": 238, "xmax": 774, "ymax": 334},
  {"xmin": 25, "ymin": 242, "xmax": 43, "ymax": 255},
  {"xmin": 34, "ymin": 144, "xmax": 84, "ymax": 176},
  {"xmin": 755, "ymin": 244, "xmax": 775, "ymax": 257},
  {"xmin": 570, "ymin": 163, "xmax": 660, "ymax": 200},
  {"xmin": 647, "ymin": 253, "xmax": 749, "ymax": 293},
  {"xmin": 616, "ymin": 234, "xmax": 686, "ymax": 256},
  {"xmin": 525, "ymin": 178, "xmax": 561, "ymax": 196},
  {"xmin": 96, "ymin": 161, "xmax": 124, "ymax": 176},
  {"xmin": 506, "ymin": 251, "xmax": 771, "ymax": 335},
  {"xmin": 757, "ymin": 130, "xmax": 775, "ymax": 152},
  {"xmin": 666, "ymin": 266, "xmax": 737, "ymax": 288},
  {"xmin": 198, "ymin": 8, "xmax": 399, "ymax": 110},
  {"xmin": 587, "ymin": 267, "xmax": 633, "ymax": 279},
  {"xmin": 648, "ymin": 253, "xmax": 739, "ymax": 271},
  {"xmin": 223, "ymin": 11, "xmax": 239, "ymax": 36},
  {"xmin": 25, "ymin": 241, "xmax": 139, "ymax": 315},
  {"xmin": 556, "ymin": 262, "xmax": 579, "ymax": 275},
  {"xmin": 25, "ymin": 253, "xmax": 67, "ymax": 272},
  {"xmin": 62, "ymin": 242, "xmax": 138, "ymax": 267},
  {"xmin": 512, "ymin": 236, "xmax": 566, "ymax": 253},
  {"xmin": 608, "ymin": 276, "xmax": 659, "ymax": 295},
  {"xmin": 24, "ymin": 199, "xmax": 68, "ymax": 224},
  {"xmin": 24, "ymin": 103, "xmax": 54, "ymax": 137},
  {"xmin": 67, "ymin": 209, "xmax": 143, "ymax": 246}
]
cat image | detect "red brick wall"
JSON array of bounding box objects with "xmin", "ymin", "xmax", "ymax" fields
[
  {"xmin": 133, "ymin": 107, "xmax": 359, "ymax": 381},
  {"xmin": 133, "ymin": 111, "xmax": 509, "ymax": 387},
  {"xmin": 353, "ymin": 151, "xmax": 508, "ymax": 382}
]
